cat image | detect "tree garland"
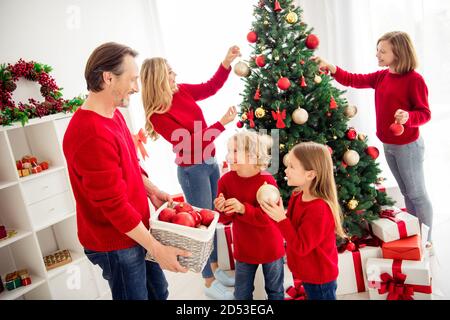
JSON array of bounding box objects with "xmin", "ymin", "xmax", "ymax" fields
[{"xmin": 0, "ymin": 59, "xmax": 83, "ymax": 126}]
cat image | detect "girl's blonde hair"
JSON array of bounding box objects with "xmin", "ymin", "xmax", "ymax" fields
[
  {"xmin": 140, "ymin": 57, "xmax": 174, "ymax": 140},
  {"xmin": 227, "ymin": 131, "xmax": 273, "ymax": 170},
  {"xmin": 290, "ymin": 142, "xmax": 346, "ymax": 238},
  {"xmin": 378, "ymin": 31, "xmax": 418, "ymax": 74}
]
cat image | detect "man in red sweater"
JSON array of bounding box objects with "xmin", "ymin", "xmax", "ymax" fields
[{"xmin": 63, "ymin": 42, "xmax": 190, "ymax": 300}]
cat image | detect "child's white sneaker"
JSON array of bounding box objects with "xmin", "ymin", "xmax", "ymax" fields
[
  {"xmin": 214, "ymin": 269, "xmax": 235, "ymax": 287},
  {"xmin": 204, "ymin": 280, "xmax": 234, "ymax": 300}
]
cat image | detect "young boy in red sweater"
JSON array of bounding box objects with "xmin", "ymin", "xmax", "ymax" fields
[
  {"xmin": 261, "ymin": 142, "xmax": 346, "ymax": 300},
  {"xmin": 214, "ymin": 132, "xmax": 285, "ymax": 300}
]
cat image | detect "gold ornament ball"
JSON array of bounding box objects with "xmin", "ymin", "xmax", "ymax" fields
[
  {"xmin": 257, "ymin": 182, "xmax": 281, "ymax": 205},
  {"xmin": 314, "ymin": 75, "xmax": 322, "ymax": 84},
  {"xmin": 234, "ymin": 61, "xmax": 250, "ymax": 77},
  {"xmin": 333, "ymin": 135, "xmax": 337, "ymax": 140},
  {"xmin": 292, "ymin": 107, "xmax": 309, "ymax": 125},
  {"xmin": 347, "ymin": 199, "xmax": 359, "ymax": 210},
  {"xmin": 280, "ymin": 144, "xmax": 285, "ymax": 151},
  {"xmin": 343, "ymin": 149, "xmax": 360, "ymax": 166},
  {"xmin": 241, "ymin": 113, "xmax": 248, "ymax": 121},
  {"xmin": 263, "ymin": 20, "xmax": 269, "ymax": 26},
  {"xmin": 358, "ymin": 133, "xmax": 367, "ymax": 141},
  {"xmin": 344, "ymin": 105, "xmax": 358, "ymax": 118},
  {"xmin": 255, "ymin": 107, "xmax": 266, "ymax": 118},
  {"xmin": 285, "ymin": 11, "xmax": 298, "ymax": 24},
  {"xmin": 274, "ymin": 56, "xmax": 280, "ymax": 61}
]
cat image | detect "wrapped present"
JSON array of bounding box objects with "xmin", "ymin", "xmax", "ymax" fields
[
  {"xmin": 5, "ymin": 272, "xmax": 22, "ymax": 291},
  {"xmin": 366, "ymin": 258, "xmax": 432, "ymax": 300},
  {"xmin": 382, "ymin": 234, "xmax": 422, "ymax": 261},
  {"xmin": 370, "ymin": 207, "xmax": 420, "ymax": 242},
  {"xmin": 376, "ymin": 183, "xmax": 405, "ymax": 209},
  {"xmin": 44, "ymin": 249, "xmax": 72, "ymax": 270},
  {"xmin": 0, "ymin": 225, "xmax": 6, "ymax": 240},
  {"xmin": 17, "ymin": 269, "xmax": 32, "ymax": 286},
  {"xmin": 285, "ymin": 278, "xmax": 307, "ymax": 300},
  {"xmin": 217, "ymin": 222, "xmax": 235, "ymax": 271},
  {"xmin": 337, "ymin": 237, "xmax": 382, "ymax": 295}
]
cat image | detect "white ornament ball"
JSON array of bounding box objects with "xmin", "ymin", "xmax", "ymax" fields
[
  {"xmin": 292, "ymin": 108, "xmax": 309, "ymax": 125},
  {"xmin": 314, "ymin": 75, "xmax": 322, "ymax": 84},
  {"xmin": 234, "ymin": 61, "xmax": 250, "ymax": 77},
  {"xmin": 343, "ymin": 150, "xmax": 360, "ymax": 166},
  {"xmin": 256, "ymin": 183, "xmax": 281, "ymax": 205}
]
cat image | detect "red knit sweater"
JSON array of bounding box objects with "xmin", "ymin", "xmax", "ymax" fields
[
  {"xmin": 277, "ymin": 192, "xmax": 338, "ymax": 284},
  {"xmin": 333, "ymin": 67, "xmax": 431, "ymax": 145},
  {"xmin": 217, "ymin": 171, "xmax": 285, "ymax": 264},
  {"xmin": 151, "ymin": 64, "xmax": 231, "ymax": 166},
  {"xmin": 63, "ymin": 109, "xmax": 150, "ymax": 252}
]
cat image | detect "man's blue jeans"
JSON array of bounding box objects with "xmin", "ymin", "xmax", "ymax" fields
[
  {"xmin": 177, "ymin": 158, "xmax": 220, "ymax": 279},
  {"xmin": 84, "ymin": 245, "xmax": 169, "ymax": 300}
]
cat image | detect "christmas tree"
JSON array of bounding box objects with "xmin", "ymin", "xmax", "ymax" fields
[{"xmin": 235, "ymin": 0, "xmax": 393, "ymax": 242}]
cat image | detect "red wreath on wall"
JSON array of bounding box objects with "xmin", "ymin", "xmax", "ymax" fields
[{"xmin": 0, "ymin": 59, "xmax": 82, "ymax": 126}]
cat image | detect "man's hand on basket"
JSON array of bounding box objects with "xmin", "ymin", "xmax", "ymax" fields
[{"xmin": 151, "ymin": 241, "xmax": 191, "ymax": 273}]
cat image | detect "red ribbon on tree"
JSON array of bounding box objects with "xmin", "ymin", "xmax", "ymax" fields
[
  {"xmin": 368, "ymin": 260, "xmax": 432, "ymax": 300},
  {"xmin": 133, "ymin": 128, "xmax": 149, "ymax": 160},
  {"xmin": 247, "ymin": 108, "xmax": 255, "ymax": 128},
  {"xmin": 380, "ymin": 209, "xmax": 408, "ymax": 238},
  {"xmin": 271, "ymin": 108, "xmax": 286, "ymax": 129}
]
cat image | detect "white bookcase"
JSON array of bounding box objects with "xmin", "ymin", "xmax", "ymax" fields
[{"xmin": 0, "ymin": 113, "xmax": 111, "ymax": 300}]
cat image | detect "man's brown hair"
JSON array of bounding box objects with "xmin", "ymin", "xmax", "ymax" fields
[{"xmin": 85, "ymin": 42, "xmax": 138, "ymax": 92}]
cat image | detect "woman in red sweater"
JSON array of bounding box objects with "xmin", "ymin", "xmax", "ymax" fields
[
  {"xmin": 214, "ymin": 132, "xmax": 285, "ymax": 300},
  {"xmin": 312, "ymin": 31, "xmax": 433, "ymax": 245},
  {"xmin": 261, "ymin": 142, "xmax": 346, "ymax": 300},
  {"xmin": 140, "ymin": 46, "xmax": 239, "ymax": 299}
]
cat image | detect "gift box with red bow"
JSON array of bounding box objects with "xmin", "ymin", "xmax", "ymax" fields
[
  {"xmin": 336, "ymin": 237, "xmax": 382, "ymax": 295},
  {"xmin": 217, "ymin": 222, "xmax": 235, "ymax": 271},
  {"xmin": 375, "ymin": 183, "xmax": 405, "ymax": 209},
  {"xmin": 370, "ymin": 207, "xmax": 420, "ymax": 243},
  {"xmin": 366, "ymin": 258, "xmax": 432, "ymax": 300}
]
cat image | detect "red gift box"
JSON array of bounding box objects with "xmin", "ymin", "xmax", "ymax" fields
[
  {"xmin": 382, "ymin": 234, "xmax": 422, "ymax": 261},
  {"xmin": 217, "ymin": 222, "xmax": 235, "ymax": 270},
  {"xmin": 285, "ymin": 278, "xmax": 307, "ymax": 300}
]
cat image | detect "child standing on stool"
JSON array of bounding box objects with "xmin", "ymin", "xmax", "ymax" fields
[
  {"xmin": 214, "ymin": 131, "xmax": 285, "ymax": 300},
  {"xmin": 312, "ymin": 31, "xmax": 433, "ymax": 244},
  {"xmin": 261, "ymin": 142, "xmax": 346, "ymax": 300}
]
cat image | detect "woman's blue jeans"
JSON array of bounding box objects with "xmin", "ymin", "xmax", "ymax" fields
[{"xmin": 177, "ymin": 157, "xmax": 220, "ymax": 279}]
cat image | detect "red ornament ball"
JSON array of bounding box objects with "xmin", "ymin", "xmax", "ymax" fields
[
  {"xmin": 346, "ymin": 128, "xmax": 357, "ymax": 140},
  {"xmin": 346, "ymin": 242, "xmax": 356, "ymax": 252},
  {"xmin": 390, "ymin": 122, "xmax": 404, "ymax": 136},
  {"xmin": 247, "ymin": 31, "xmax": 258, "ymax": 43},
  {"xmin": 277, "ymin": 77, "xmax": 291, "ymax": 90},
  {"xmin": 255, "ymin": 55, "xmax": 266, "ymax": 67},
  {"xmin": 305, "ymin": 34, "xmax": 320, "ymax": 49},
  {"xmin": 237, "ymin": 121, "xmax": 244, "ymax": 128},
  {"xmin": 366, "ymin": 146, "xmax": 380, "ymax": 160}
]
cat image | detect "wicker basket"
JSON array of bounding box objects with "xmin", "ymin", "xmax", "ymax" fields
[{"xmin": 147, "ymin": 202, "xmax": 219, "ymax": 273}]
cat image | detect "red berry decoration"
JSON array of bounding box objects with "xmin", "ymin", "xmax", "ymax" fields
[
  {"xmin": 237, "ymin": 121, "xmax": 244, "ymax": 128},
  {"xmin": 305, "ymin": 34, "xmax": 320, "ymax": 49},
  {"xmin": 390, "ymin": 122, "xmax": 404, "ymax": 136},
  {"xmin": 247, "ymin": 31, "xmax": 258, "ymax": 43},
  {"xmin": 255, "ymin": 55, "xmax": 266, "ymax": 67},
  {"xmin": 365, "ymin": 146, "xmax": 380, "ymax": 160},
  {"xmin": 346, "ymin": 128, "xmax": 357, "ymax": 140},
  {"xmin": 277, "ymin": 77, "xmax": 291, "ymax": 90}
]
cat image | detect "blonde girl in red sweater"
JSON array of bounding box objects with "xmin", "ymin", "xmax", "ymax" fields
[
  {"xmin": 261, "ymin": 142, "xmax": 346, "ymax": 300},
  {"xmin": 312, "ymin": 31, "xmax": 433, "ymax": 245},
  {"xmin": 214, "ymin": 131, "xmax": 285, "ymax": 300}
]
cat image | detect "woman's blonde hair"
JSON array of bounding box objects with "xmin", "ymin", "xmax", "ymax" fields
[
  {"xmin": 227, "ymin": 131, "xmax": 273, "ymax": 170},
  {"xmin": 140, "ymin": 57, "xmax": 174, "ymax": 140},
  {"xmin": 378, "ymin": 31, "xmax": 418, "ymax": 74},
  {"xmin": 290, "ymin": 142, "xmax": 346, "ymax": 238}
]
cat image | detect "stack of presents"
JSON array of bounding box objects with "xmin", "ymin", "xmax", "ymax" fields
[{"xmin": 336, "ymin": 184, "xmax": 432, "ymax": 300}]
